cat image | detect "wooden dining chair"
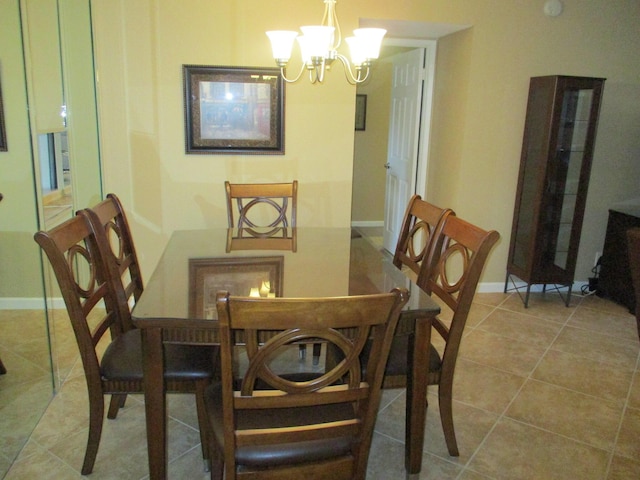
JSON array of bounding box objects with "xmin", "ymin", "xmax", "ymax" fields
[
  {"xmin": 225, "ymin": 180, "xmax": 317, "ymax": 361},
  {"xmin": 225, "ymin": 180, "xmax": 297, "ymax": 230},
  {"xmin": 383, "ymin": 214, "xmax": 499, "ymax": 457},
  {"xmin": 34, "ymin": 213, "xmax": 216, "ymax": 475},
  {"xmin": 204, "ymin": 288, "xmax": 409, "ymax": 480},
  {"xmin": 393, "ymin": 194, "xmax": 454, "ymax": 282},
  {"xmin": 626, "ymin": 227, "xmax": 640, "ymax": 341},
  {"xmin": 81, "ymin": 194, "xmax": 153, "ymax": 422},
  {"xmin": 81, "ymin": 193, "xmax": 143, "ymax": 333}
]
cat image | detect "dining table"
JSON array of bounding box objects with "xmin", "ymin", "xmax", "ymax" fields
[{"xmin": 131, "ymin": 226, "xmax": 440, "ymax": 479}]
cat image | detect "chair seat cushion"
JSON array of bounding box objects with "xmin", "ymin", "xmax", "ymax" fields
[
  {"xmin": 383, "ymin": 334, "xmax": 441, "ymax": 377},
  {"xmin": 101, "ymin": 328, "xmax": 215, "ymax": 381},
  {"xmin": 205, "ymin": 383, "xmax": 355, "ymax": 468}
]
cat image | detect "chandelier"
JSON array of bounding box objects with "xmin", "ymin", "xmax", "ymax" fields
[{"xmin": 266, "ymin": 0, "xmax": 386, "ymax": 85}]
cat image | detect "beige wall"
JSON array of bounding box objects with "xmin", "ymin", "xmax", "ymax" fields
[
  {"xmin": 349, "ymin": 2, "xmax": 640, "ymax": 287},
  {"xmin": 26, "ymin": 0, "xmax": 640, "ymax": 291},
  {"xmin": 91, "ymin": 0, "xmax": 361, "ymax": 278},
  {"xmin": 351, "ymin": 57, "xmax": 391, "ymax": 223},
  {"xmin": 427, "ymin": 2, "xmax": 640, "ymax": 285}
]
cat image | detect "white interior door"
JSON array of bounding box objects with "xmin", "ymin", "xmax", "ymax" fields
[{"xmin": 383, "ymin": 48, "xmax": 426, "ymax": 253}]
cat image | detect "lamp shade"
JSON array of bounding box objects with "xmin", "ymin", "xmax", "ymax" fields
[
  {"xmin": 266, "ymin": 30, "xmax": 299, "ymax": 62},
  {"xmin": 300, "ymin": 25, "xmax": 335, "ymax": 58},
  {"xmin": 345, "ymin": 36, "xmax": 366, "ymax": 66},
  {"xmin": 352, "ymin": 28, "xmax": 386, "ymax": 60}
]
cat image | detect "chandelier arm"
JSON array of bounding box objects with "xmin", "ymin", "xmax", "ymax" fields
[
  {"xmin": 334, "ymin": 54, "xmax": 360, "ymax": 85},
  {"xmin": 356, "ymin": 66, "xmax": 371, "ymax": 83},
  {"xmin": 281, "ymin": 64, "xmax": 307, "ymax": 83},
  {"xmin": 323, "ymin": 0, "xmax": 341, "ymax": 50},
  {"xmin": 317, "ymin": 58, "xmax": 326, "ymax": 83},
  {"xmin": 306, "ymin": 59, "xmax": 326, "ymax": 84}
]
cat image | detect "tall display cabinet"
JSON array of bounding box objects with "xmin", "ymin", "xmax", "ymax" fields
[{"xmin": 505, "ymin": 75, "xmax": 605, "ymax": 307}]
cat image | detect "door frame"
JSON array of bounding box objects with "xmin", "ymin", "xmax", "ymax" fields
[{"xmin": 383, "ymin": 38, "xmax": 437, "ymax": 201}]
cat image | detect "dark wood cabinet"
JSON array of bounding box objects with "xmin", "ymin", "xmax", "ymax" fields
[
  {"xmin": 597, "ymin": 206, "xmax": 640, "ymax": 313},
  {"xmin": 505, "ymin": 75, "xmax": 605, "ymax": 307}
]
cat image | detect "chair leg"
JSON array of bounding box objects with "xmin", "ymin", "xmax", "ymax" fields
[
  {"xmin": 209, "ymin": 445, "xmax": 224, "ymax": 480},
  {"xmin": 195, "ymin": 381, "xmax": 211, "ymax": 470},
  {"xmin": 106, "ymin": 394, "xmax": 127, "ymax": 419},
  {"xmin": 207, "ymin": 417, "xmax": 224, "ymax": 480},
  {"xmin": 298, "ymin": 343, "xmax": 307, "ymax": 360},
  {"xmin": 438, "ymin": 382, "xmax": 459, "ymax": 457},
  {"xmin": 82, "ymin": 391, "xmax": 105, "ymax": 475},
  {"xmin": 312, "ymin": 343, "xmax": 322, "ymax": 366}
]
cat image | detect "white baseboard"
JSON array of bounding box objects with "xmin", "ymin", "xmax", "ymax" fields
[
  {"xmin": 351, "ymin": 221, "xmax": 384, "ymax": 228},
  {"xmin": 0, "ymin": 297, "xmax": 64, "ymax": 310},
  {"xmin": 0, "ymin": 281, "xmax": 591, "ymax": 309}
]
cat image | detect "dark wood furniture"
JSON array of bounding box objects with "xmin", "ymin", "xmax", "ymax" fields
[
  {"xmin": 626, "ymin": 228, "xmax": 640, "ymax": 341},
  {"xmin": 82, "ymin": 194, "xmax": 216, "ymax": 463},
  {"xmin": 34, "ymin": 214, "xmax": 216, "ymax": 475},
  {"xmin": 82, "ymin": 193, "xmax": 144, "ymax": 325},
  {"xmin": 131, "ymin": 227, "xmax": 440, "ymax": 479},
  {"xmin": 392, "ymin": 194, "xmax": 453, "ymax": 281},
  {"xmin": 598, "ymin": 206, "xmax": 640, "ymax": 313},
  {"xmin": 225, "ymin": 181, "xmax": 298, "ymax": 229},
  {"xmin": 383, "ymin": 214, "xmax": 499, "ymax": 459},
  {"xmin": 205, "ymin": 289, "xmax": 409, "ymax": 480},
  {"xmin": 224, "ymin": 181, "xmax": 312, "ymax": 359},
  {"xmin": 506, "ymin": 75, "xmax": 605, "ymax": 307}
]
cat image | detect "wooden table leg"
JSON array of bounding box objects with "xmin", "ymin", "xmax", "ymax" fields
[
  {"xmin": 141, "ymin": 327, "xmax": 167, "ymax": 480},
  {"xmin": 405, "ymin": 316, "xmax": 432, "ymax": 474}
]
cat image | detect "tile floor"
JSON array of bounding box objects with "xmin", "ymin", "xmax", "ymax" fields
[{"xmin": 1, "ymin": 240, "xmax": 640, "ymax": 479}]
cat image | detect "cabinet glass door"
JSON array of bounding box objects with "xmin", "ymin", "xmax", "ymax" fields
[{"xmin": 551, "ymin": 88, "xmax": 594, "ymax": 269}]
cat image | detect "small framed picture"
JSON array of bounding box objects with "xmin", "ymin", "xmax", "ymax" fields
[
  {"xmin": 188, "ymin": 256, "xmax": 284, "ymax": 319},
  {"xmin": 183, "ymin": 65, "xmax": 285, "ymax": 154},
  {"xmin": 355, "ymin": 94, "xmax": 367, "ymax": 131}
]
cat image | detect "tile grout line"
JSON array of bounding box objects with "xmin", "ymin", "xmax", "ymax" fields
[{"xmin": 457, "ymin": 296, "xmax": 584, "ymax": 479}]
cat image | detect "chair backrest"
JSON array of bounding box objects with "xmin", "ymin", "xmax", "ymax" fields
[
  {"xmin": 81, "ymin": 194, "xmax": 143, "ymax": 329},
  {"xmin": 34, "ymin": 214, "xmax": 129, "ymax": 384},
  {"xmin": 215, "ymin": 288, "xmax": 409, "ymax": 477},
  {"xmin": 393, "ymin": 194, "xmax": 453, "ymax": 280},
  {"xmin": 419, "ymin": 215, "xmax": 500, "ymax": 372},
  {"xmin": 225, "ymin": 181, "xmax": 298, "ymax": 229},
  {"xmin": 626, "ymin": 227, "xmax": 640, "ymax": 341}
]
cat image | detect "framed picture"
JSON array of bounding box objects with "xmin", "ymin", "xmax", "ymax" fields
[
  {"xmin": 183, "ymin": 65, "xmax": 285, "ymax": 154},
  {"xmin": 355, "ymin": 94, "xmax": 367, "ymax": 131},
  {"xmin": 188, "ymin": 256, "xmax": 284, "ymax": 319},
  {"xmin": 0, "ymin": 76, "xmax": 7, "ymax": 152}
]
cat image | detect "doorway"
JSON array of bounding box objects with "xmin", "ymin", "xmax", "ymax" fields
[{"xmin": 351, "ymin": 39, "xmax": 436, "ymax": 253}]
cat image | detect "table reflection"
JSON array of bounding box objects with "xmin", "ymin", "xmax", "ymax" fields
[{"xmin": 226, "ymin": 226, "xmax": 297, "ymax": 252}]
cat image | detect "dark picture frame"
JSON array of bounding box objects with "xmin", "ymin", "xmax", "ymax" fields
[
  {"xmin": 355, "ymin": 94, "xmax": 367, "ymax": 131},
  {"xmin": 188, "ymin": 256, "xmax": 284, "ymax": 319},
  {"xmin": 0, "ymin": 76, "xmax": 7, "ymax": 152},
  {"xmin": 183, "ymin": 65, "xmax": 284, "ymax": 154}
]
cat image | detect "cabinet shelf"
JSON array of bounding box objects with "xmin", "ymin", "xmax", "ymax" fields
[{"xmin": 505, "ymin": 75, "xmax": 605, "ymax": 307}]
